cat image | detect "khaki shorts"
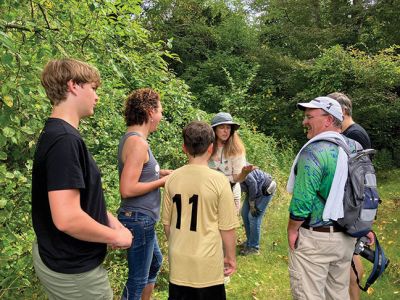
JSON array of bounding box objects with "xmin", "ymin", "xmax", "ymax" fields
[
  {"xmin": 32, "ymin": 242, "xmax": 113, "ymax": 300},
  {"xmin": 288, "ymin": 227, "xmax": 355, "ymax": 300}
]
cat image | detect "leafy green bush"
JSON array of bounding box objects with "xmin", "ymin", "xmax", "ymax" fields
[
  {"xmin": 254, "ymin": 45, "xmax": 400, "ymax": 162},
  {"xmin": 301, "ymin": 46, "xmax": 400, "ymax": 165}
]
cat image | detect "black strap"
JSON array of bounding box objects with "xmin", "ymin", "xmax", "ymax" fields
[
  {"xmin": 351, "ymin": 257, "xmax": 368, "ymax": 291},
  {"xmin": 316, "ymin": 190, "xmax": 326, "ymax": 204},
  {"xmin": 352, "ymin": 232, "xmax": 389, "ymax": 292}
]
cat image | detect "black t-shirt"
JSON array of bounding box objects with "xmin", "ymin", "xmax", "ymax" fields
[
  {"xmin": 343, "ymin": 123, "xmax": 371, "ymax": 150},
  {"xmin": 31, "ymin": 118, "xmax": 108, "ymax": 274}
]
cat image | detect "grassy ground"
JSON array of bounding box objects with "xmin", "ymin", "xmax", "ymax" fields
[{"xmin": 152, "ymin": 169, "xmax": 400, "ymax": 300}]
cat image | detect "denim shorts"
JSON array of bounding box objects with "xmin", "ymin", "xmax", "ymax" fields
[{"xmin": 118, "ymin": 211, "xmax": 163, "ymax": 300}]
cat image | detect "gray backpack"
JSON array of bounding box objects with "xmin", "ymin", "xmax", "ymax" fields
[{"xmin": 321, "ymin": 137, "xmax": 380, "ymax": 237}]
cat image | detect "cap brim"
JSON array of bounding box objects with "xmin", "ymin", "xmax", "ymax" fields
[
  {"xmin": 297, "ymin": 102, "xmax": 321, "ymax": 111},
  {"xmin": 211, "ymin": 121, "xmax": 240, "ymax": 130}
]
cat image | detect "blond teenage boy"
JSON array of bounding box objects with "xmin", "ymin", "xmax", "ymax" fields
[{"xmin": 31, "ymin": 58, "xmax": 132, "ymax": 299}]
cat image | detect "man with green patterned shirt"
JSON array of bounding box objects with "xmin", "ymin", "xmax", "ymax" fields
[{"xmin": 286, "ymin": 97, "xmax": 364, "ymax": 300}]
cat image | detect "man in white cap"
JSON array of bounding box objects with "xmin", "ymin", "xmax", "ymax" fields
[{"xmin": 286, "ymin": 97, "xmax": 360, "ymax": 300}]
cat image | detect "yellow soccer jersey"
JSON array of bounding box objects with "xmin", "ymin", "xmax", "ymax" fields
[{"xmin": 162, "ymin": 164, "xmax": 239, "ymax": 288}]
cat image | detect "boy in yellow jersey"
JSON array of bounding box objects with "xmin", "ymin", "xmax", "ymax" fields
[{"xmin": 162, "ymin": 121, "xmax": 239, "ymax": 300}]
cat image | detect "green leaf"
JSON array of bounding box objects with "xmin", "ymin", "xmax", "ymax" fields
[
  {"xmin": 0, "ymin": 135, "xmax": 6, "ymax": 147},
  {"xmin": 5, "ymin": 172, "xmax": 14, "ymax": 179},
  {"xmin": 0, "ymin": 32, "xmax": 15, "ymax": 51},
  {"xmin": 0, "ymin": 198, "xmax": 7, "ymax": 208},
  {"xmin": 167, "ymin": 38, "xmax": 173, "ymax": 49},
  {"xmin": 2, "ymin": 127, "xmax": 15, "ymax": 137},
  {"xmin": 3, "ymin": 95, "xmax": 13, "ymax": 107},
  {"xmin": 21, "ymin": 126, "xmax": 34, "ymax": 135},
  {"xmin": 1, "ymin": 53, "xmax": 14, "ymax": 65},
  {"xmin": 0, "ymin": 151, "xmax": 7, "ymax": 160}
]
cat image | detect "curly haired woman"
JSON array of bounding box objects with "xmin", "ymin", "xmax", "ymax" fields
[{"xmin": 117, "ymin": 88, "xmax": 172, "ymax": 300}]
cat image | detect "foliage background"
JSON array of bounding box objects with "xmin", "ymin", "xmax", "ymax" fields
[{"xmin": 1, "ymin": 0, "xmax": 399, "ymax": 299}]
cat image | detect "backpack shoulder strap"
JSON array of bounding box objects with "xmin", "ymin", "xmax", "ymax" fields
[
  {"xmin": 323, "ymin": 136, "xmax": 377, "ymax": 158},
  {"xmin": 319, "ymin": 136, "xmax": 352, "ymax": 156}
]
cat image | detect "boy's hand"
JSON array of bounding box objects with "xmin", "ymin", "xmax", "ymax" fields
[
  {"xmin": 223, "ymin": 257, "xmax": 237, "ymax": 276},
  {"xmin": 109, "ymin": 226, "xmax": 133, "ymax": 250}
]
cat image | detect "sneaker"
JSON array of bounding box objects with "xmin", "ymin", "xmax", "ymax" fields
[
  {"xmin": 237, "ymin": 241, "xmax": 248, "ymax": 249},
  {"xmin": 240, "ymin": 247, "xmax": 260, "ymax": 256}
]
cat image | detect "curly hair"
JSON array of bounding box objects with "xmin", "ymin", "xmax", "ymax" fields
[
  {"xmin": 41, "ymin": 58, "xmax": 101, "ymax": 105},
  {"xmin": 124, "ymin": 88, "xmax": 160, "ymax": 126}
]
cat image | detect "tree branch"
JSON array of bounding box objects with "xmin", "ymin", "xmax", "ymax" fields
[
  {"xmin": 284, "ymin": 9, "xmax": 295, "ymax": 25},
  {"xmin": 81, "ymin": 34, "xmax": 90, "ymax": 53},
  {"xmin": 30, "ymin": 0, "xmax": 34, "ymax": 18},
  {"xmin": 37, "ymin": 3, "xmax": 52, "ymax": 30},
  {"xmin": 3, "ymin": 23, "xmax": 59, "ymax": 33},
  {"xmin": 4, "ymin": 24, "xmax": 33, "ymax": 32}
]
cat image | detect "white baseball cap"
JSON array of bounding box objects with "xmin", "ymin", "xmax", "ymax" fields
[{"xmin": 297, "ymin": 96, "xmax": 343, "ymax": 121}]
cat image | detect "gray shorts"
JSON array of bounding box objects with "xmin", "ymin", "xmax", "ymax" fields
[{"xmin": 32, "ymin": 242, "xmax": 113, "ymax": 300}]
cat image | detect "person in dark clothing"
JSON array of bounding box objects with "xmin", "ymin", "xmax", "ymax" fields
[
  {"xmin": 239, "ymin": 167, "xmax": 276, "ymax": 255},
  {"xmin": 327, "ymin": 92, "xmax": 371, "ymax": 149},
  {"xmin": 327, "ymin": 92, "xmax": 372, "ymax": 300},
  {"xmin": 32, "ymin": 58, "xmax": 132, "ymax": 300}
]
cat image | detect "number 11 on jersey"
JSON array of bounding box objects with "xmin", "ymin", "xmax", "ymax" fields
[{"xmin": 172, "ymin": 194, "xmax": 198, "ymax": 232}]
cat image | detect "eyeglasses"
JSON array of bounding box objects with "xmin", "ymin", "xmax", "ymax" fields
[{"xmin": 303, "ymin": 113, "xmax": 329, "ymax": 121}]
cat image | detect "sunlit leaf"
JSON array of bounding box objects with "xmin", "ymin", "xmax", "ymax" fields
[
  {"xmin": 0, "ymin": 151, "xmax": 7, "ymax": 160},
  {"xmin": 367, "ymin": 287, "xmax": 374, "ymax": 295},
  {"xmin": 0, "ymin": 198, "xmax": 7, "ymax": 209},
  {"xmin": 3, "ymin": 95, "xmax": 13, "ymax": 107},
  {"xmin": 21, "ymin": 126, "xmax": 34, "ymax": 135},
  {"xmin": 2, "ymin": 127, "xmax": 15, "ymax": 137}
]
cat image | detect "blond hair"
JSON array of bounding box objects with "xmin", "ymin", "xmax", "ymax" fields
[{"xmin": 41, "ymin": 58, "xmax": 101, "ymax": 105}]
